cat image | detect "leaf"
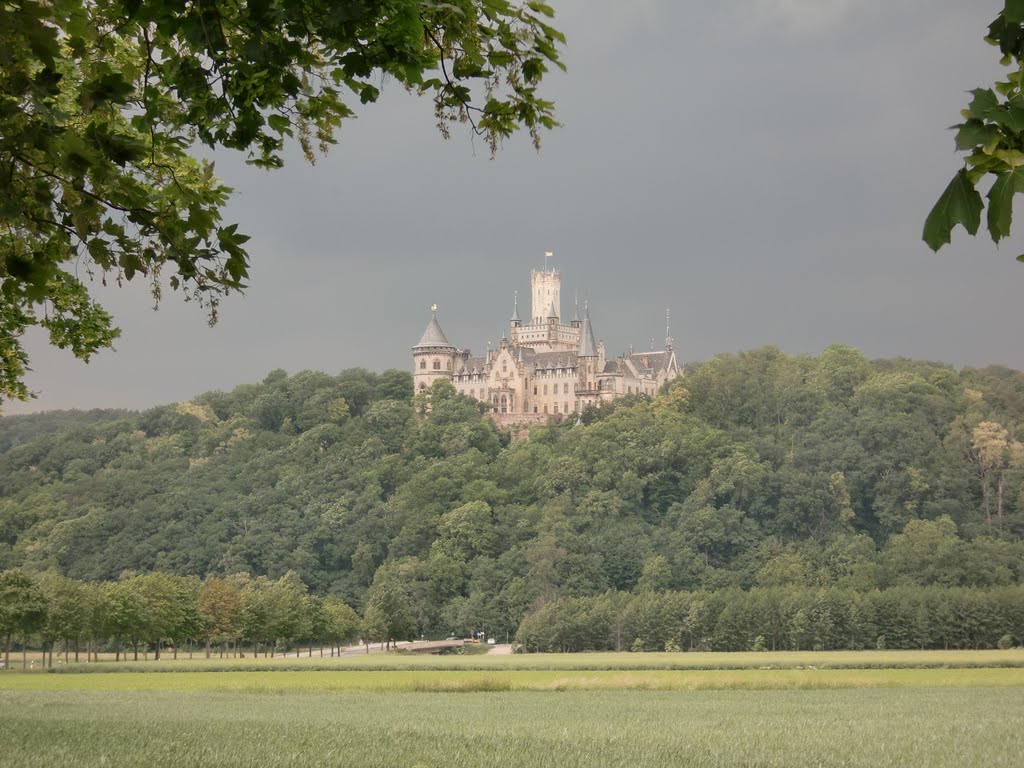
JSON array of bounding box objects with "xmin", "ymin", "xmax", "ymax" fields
[
  {"xmin": 967, "ymin": 88, "xmax": 999, "ymax": 120},
  {"xmin": 986, "ymin": 166, "xmax": 1024, "ymax": 242},
  {"xmin": 1005, "ymin": 0, "xmax": 1024, "ymax": 25},
  {"xmin": 954, "ymin": 120, "xmax": 999, "ymax": 151},
  {"xmin": 923, "ymin": 169, "xmax": 984, "ymax": 251},
  {"xmin": 267, "ymin": 114, "xmax": 291, "ymax": 134}
]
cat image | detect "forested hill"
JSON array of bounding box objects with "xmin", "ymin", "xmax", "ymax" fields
[{"xmin": 1, "ymin": 347, "xmax": 1023, "ymax": 638}]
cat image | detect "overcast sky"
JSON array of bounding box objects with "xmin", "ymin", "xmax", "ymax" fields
[{"xmin": 5, "ymin": 0, "xmax": 1021, "ymax": 415}]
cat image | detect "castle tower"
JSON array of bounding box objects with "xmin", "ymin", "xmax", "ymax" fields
[
  {"xmin": 412, "ymin": 306, "xmax": 456, "ymax": 394},
  {"xmin": 576, "ymin": 305, "xmax": 600, "ymax": 407},
  {"xmin": 531, "ymin": 268, "xmax": 560, "ymax": 324},
  {"xmin": 510, "ymin": 292, "xmax": 521, "ymax": 335}
]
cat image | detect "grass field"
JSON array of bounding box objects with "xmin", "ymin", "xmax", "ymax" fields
[
  {"xmin": 1, "ymin": 687, "xmax": 1021, "ymax": 767},
  {"xmin": 1, "ymin": 652, "xmax": 1022, "ymax": 767}
]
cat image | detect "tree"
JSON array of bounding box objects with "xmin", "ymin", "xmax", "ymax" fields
[
  {"xmin": 924, "ymin": 4, "xmax": 1024, "ymax": 257},
  {"xmin": 0, "ymin": 569, "xmax": 47, "ymax": 669},
  {"xmin": 198, "ymin": 576, "xmax": 243, "ymax": 657},
  {"xmin": 0, "ymin": 0, "xmax": 564, "ymax": 403}
]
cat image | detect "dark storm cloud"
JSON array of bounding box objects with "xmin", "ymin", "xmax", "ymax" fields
[{"xmin": 5, "ymin": 0, "xmax": 1020, "ymax": 414}]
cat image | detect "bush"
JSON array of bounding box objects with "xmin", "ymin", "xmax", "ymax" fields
[
  {"xmin": 753, "ymin": 635, "xmax": 766, "ymax": 652},
  {"xmin": 997, "ymin": 634, "xmax": 1014, "ymax": 650}
]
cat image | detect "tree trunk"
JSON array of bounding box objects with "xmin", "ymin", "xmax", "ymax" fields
[
  {"xmin": 997, "ymin": 473, "xmax": 1005, "ymax": 527},
  {"xmin": 3, "ymin": 632, "xmax": 10, "ymax": 670},
  {"xmin": 133, "ymin": 641, "xmax": 138, "ymax": 661},
  {"xmin": 155, "ymin": 640, "xmax": 161, "ymax": 661},
  {"xmin": 74, "ymin": 640, "xmax": 79, "ymax": 663}
]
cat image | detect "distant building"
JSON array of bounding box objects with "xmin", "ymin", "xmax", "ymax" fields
[{"xmin": 412, "ymin": 265, "xmax": 682, "ymax": 425}]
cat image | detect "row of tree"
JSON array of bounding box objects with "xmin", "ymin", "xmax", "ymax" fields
[
  {"xmin": 514, "ymin": 586, "xmax": 1024, "ymax": 653},
  {"xmin": 5, "ymin": 567, "xmax": 1023, "ymax": 667},
  {"xmin": 0, "ymin": 569, "xmax": 363, "ymax": 669}
]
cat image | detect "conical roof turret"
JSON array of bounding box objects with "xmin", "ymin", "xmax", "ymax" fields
[
  {"xmin": 414, "ymin": 308, "xmax": 454, "ymax": 348},
  {"xmin": 578, "ymin": 306, "xmax": 597, "ymax": 357},
  {"xmin": 547, "ymin": 300, "xmax": 558, "ymax": 320},
  {"xmin": 510, "ymin": 292, "xmax": 520, "ymax": 323}
]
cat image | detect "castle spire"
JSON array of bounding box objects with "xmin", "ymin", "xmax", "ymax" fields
[
  {"xmin": 510, "ymin": 291, "xmax": 520, "ymax": 323},
  {"xmin": 415, "ymin": 305, "xmax": 452, "ymax": 348},
  {"xmin": 578, "ymin": 304, "xmax": 597, "ymax": 357},
  {"xmin": 665, "ymin": 308, "xmax": 673, "ymax": 351}
]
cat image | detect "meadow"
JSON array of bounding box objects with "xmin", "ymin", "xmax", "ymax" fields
[{"xmin": 1, "ymin": 651, "xmax": 1022, "ymax": 767}]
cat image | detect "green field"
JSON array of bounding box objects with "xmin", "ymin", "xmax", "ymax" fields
[
  {"xmin": 1, "ymin": 687, "xmax": 1021, "ymax": 767},
  {"xmin": 1, "ymin": 652, "xmax": 1022, "ymax": 767}
]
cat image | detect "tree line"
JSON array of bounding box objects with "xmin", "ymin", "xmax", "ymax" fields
[
  {"xmin": 515, "ymin": 585, "xmax": 1024, "ymax": 653},
  {"xmin": 4, "ymin": 567, "xmax": 1021, "ymax": 667},
  {"xmin": 0, "ymin": 568, "xmax": 362, "ymax": 669},
  {"xmin": 2, "ymin": 352, "xmax": 1024, "ymax": 646}
]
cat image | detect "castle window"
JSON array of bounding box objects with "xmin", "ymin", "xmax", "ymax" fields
[
  {"xmin": 543, "ymin": 405, "xmax": 548, "ymax": 413},
  {"xmin": 419, "ymin": 360, "xmax": 426, "ymax": 369},
  {"xmin": 533, "ymin": 386, "xmax": 537, "ymax": 396},
  {"xmin": 553, "ymin": 404, "xmax": 558, "ymax": 414},
  {"xmin": 433, "ymin": 360, "xmax": 441, "ymax": 370},
  {"xmin": 419, "ymin": 383, "xmax": 426, "ymax": 391},
  {"xmin": 447, "ymin": 361, "xmax": 452, "ymax": 370},
  {"xmin": 534, "ymin": 405, "xmax": 538, "ymax": 413},
  {"xmin": 563, "ymin": 383, "xmax": 569, "ymax": 394},
  {"xmin": 564, "ymin": 402, "xmax": 569, "ymax": 413}
]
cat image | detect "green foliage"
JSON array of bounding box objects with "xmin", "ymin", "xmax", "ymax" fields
[
  {"xmin": 925, "ymin": 4, "xmax": 1024, "ymax": 258},
  {"xmin": 2, "ymin": 351, "xmax": 1024, "ymax": 647},
  {"xmin": 0, "ymin": 0, "xmax": 564, "ymax": 405},
  {"xmin": 0, "ymin": 569, "xmax": 47, "ymax": 663}
]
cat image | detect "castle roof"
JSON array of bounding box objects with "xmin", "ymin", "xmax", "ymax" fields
[
  {"xmin": 629, "ymin": 350, "xmax": 674, "ymax": 375},
  {"xmin": 414, "ymin": 313, "xmax": 453, "ymax": 348},
  {"xmin": 578, "ymin": 308, "xmax": 597, "ymax": 357},
  {"xmin": 547, "ymin": 300, "xmax": 558, "ymax": 319},
  {"xmin": 456, "ymin": 356, "xmax": 487, "ymax": 374},
  {"xmin": 532, "ymin": 351, "xmax": 577, "ymax": 369}
]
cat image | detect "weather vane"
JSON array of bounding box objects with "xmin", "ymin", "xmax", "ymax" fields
[{"xmin": 431, "ymin": 303, "xmax": 437, "ymax": 315}]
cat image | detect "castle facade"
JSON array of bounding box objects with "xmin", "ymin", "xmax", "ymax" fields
[{"xmin": 412, "ymin": 266, "xmax": 681, "ymax": 424}]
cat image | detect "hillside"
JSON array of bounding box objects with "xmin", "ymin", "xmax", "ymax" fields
[{"xmin": 1, "ymin": 347, "xmax": 1023, "ymax": 641}]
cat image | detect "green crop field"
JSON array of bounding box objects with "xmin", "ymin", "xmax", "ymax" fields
[
  {"xmin": 0, "ymin": 687, "xmax": 1021, "ymax": 768},
  {"xmin": 1, "ymin": 652, "xmax": 1022, "ymax": 767}
]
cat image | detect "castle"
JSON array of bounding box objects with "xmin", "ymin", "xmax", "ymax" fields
[{"xmin": 412, "ymin": 264, "xmax": 682, "ymax": 424}]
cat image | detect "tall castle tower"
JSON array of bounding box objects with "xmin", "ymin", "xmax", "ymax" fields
[
  {"xmin": 531, "ymin": 268, "xmax": 560, "ymax": 324},
  {"xmin": 412, "ymin": 306, "xmax": 457, "ymax": 393}
]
